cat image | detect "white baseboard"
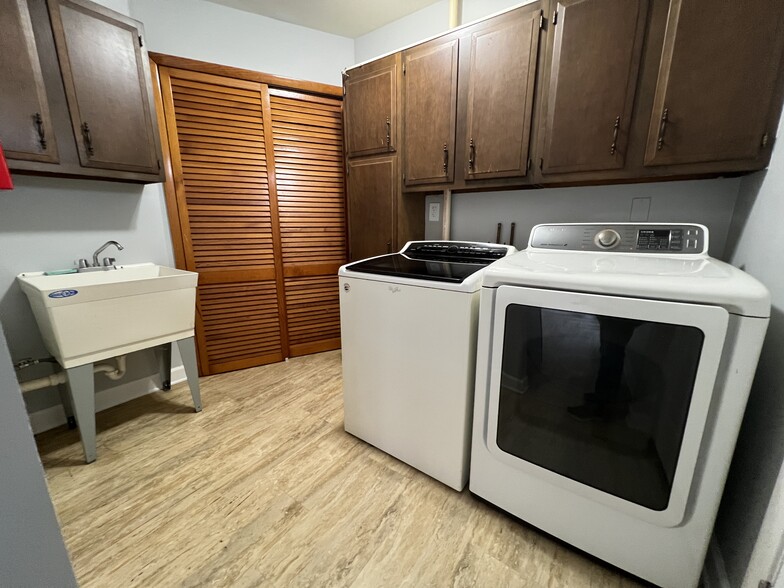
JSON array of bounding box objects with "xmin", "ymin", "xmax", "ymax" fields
[
  {"xmin": 28, "ymin": 366, "xmax": 187, "ymax": 435},
  {"xmin": 702, "ymin": 535, "xmax": 731, "ymax": 588}
]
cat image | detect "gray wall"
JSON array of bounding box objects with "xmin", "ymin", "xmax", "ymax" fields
[
  {"xmin": 0, "ymin": 177, "xmax": 177, "ymax": 414},
  {"xmin": 715, "ymin": 118, "xmax": 784, "ymax": 587},
  {"xmin": 353, "ymin": 0, "xmax": 524, "ymax": 64},
  {"xmin": 130, "ymin": 0, "xmax": 354, "ymax": 86},
  {"xmin": 438, "ymin": 178, "xmax": 740, "ymax": 258},
  {"xmin": 0, "ymin": 327, "xmax": 76, "ymax": 586}
]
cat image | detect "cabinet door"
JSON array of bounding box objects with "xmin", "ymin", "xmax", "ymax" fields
[
  {"xmin": 344, "ymin": 55, "xmax": 399, "ymax": 157},
  {"xmin": 0, "ymin": 0, "xmax": 58, "ymax": 163},
  {"xmin": 403, "ymin": 37, "xmax": 459, "ymax": 185},
  {"xmin": 465, "ymin": 6, "xmax": 541, "ymax": 180},
  {"xmin": 539, "ymin": 0, "xmax": 648, "ymax": 175},
  {"xmin": 48, "ymin": 0, "xmax": 160, "ymax": 174},
  {"xmin": 644, "ymin": 0, "xmax": 784, "ymax": 167},
  {"xmin": 347, "ymin": 156, "xmax": 397, "ymax": 261}
]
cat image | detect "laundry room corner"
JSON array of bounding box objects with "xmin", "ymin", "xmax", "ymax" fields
[{"xmin": 713, "ymin": 115, "xmax": 784, "ymax": 588}]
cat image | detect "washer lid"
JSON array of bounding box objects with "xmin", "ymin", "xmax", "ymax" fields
[
  {"xmin": 339, "ymin": 241, "xmax": 516, "ymax": 293},
  {"xmin": 482, "ymin": 250, "xmax": 770, "ymax": 317}
]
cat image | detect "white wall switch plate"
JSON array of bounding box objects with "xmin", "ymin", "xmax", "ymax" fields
[{"xmin": 428, "ymin": 202, "xmax": 440, "ymax": 222}]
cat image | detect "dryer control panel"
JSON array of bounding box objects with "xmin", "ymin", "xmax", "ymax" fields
[{"xmin": 529, "ymin": 223, "xmax": 707, "ymax": 254}]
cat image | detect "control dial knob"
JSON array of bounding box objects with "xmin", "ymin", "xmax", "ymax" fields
[{"xmin": 594, "ymin": 229, "xmax": 621, "ymax": 249}]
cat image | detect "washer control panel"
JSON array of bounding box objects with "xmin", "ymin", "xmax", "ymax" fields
[
  {"xmin": 403, "ymin": 241, "xmax": 511, "ymax": 262},
  {"xmin": 530, "ymin": 224, "xmax": 707, "ymax": 254}
]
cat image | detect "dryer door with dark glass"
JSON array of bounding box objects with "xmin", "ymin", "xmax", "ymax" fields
[{"xmin": 484, "ymin": 286, "xmax": 728, "ymax": 527}]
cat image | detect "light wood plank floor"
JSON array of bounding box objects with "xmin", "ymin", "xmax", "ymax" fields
[{"xmin": 37, "ymin": 350, "xmax": 645, "ymax": 587}]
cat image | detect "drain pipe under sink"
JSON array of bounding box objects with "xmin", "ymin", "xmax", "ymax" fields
[{"xmin": 18, "ymin": 355, "xmax": 128, "ymax": 393}]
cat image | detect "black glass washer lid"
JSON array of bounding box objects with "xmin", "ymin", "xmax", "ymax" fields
[{"xmin": 344, "ymin": 253, "xmax": 489, "ymax": 284}]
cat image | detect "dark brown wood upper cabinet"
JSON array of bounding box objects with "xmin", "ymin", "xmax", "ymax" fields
[
  {"xmin": 463, "ymin": 4, "xmax": 541, "ymax": 181},
  {"xmin": 538, "ymin": 0, "xmax": 648, "ymax": 175},
  {"xmin": 47, "ymin": 0, "xmax": 160, "ymax": 174},
  {"xmin": 344, "ymin": 54, "xmax": 400, "ymax": 158},
  {"xmin": 0, "ymin": 0, "xmax": 58, "ymax": 163},
  {"xmin": 403, "ymin": 36, "xmax": 459, "ymax": 186},
  {"xmin": 347, "ymin": 155, "xmax": 397, "ymax": 261},
  {"xmin": 644, "ymin": 0, "xmax": 784, "ymax": 167}
]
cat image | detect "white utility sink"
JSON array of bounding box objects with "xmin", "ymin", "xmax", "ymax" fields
[{"xmin": 18, "ymin": 263, "xmax": 198, "ymax": 369}]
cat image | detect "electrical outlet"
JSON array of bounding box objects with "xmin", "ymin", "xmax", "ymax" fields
[{"xmin": 428, "ymin": 202, "xmax": 441, "ymax": 222}]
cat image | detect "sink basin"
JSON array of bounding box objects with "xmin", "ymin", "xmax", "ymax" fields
[{"xmin": 17, "ymin": 263, "xmax": 198, "ymax": 368}]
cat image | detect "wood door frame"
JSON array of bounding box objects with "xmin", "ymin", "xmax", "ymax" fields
[{"xmin": 150, "ymin": 53, "xmax": 342, "ymax": 99}]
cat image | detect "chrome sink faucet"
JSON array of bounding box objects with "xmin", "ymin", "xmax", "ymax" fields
[
  {"xmin": 92, "ymin": 240, "xmax": 124, "ymax": 268},
  {"xmin": 77, "ymin": 240, "xmax": 124, "ymax": 272}
]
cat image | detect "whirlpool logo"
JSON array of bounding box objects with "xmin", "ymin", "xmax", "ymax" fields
[{"xmin": 48, "ymin": 289, "xmax": 79, "ymax": 299}]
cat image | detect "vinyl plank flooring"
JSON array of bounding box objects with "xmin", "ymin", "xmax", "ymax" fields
[{"xmin": 37, "ymin": 350, "xmax": 644, "ymax": 587}]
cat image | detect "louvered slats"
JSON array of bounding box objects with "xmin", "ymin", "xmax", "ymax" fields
[
  {"xmin": 270, "ymin": 92, "xmax": 346, "ymax": 266},
  {"xmin": 170, "ymin": 76, "xmax": 274, "ymax": 271},
  {"xmin": 159, "ymin": 67, "xmax": 345, "ymax": 374},
  {"xmin": 284, "ymin": 275, "xmax": 341, "ymax": 356},
  {"xmin": 199, "ymin": 281, "xmax": 283, "ymax": 370},
  {"xmin": 161, "ymin": 68, "xmax": 286, "ymax": 374},
  {"xmin": 270, "ymin": 90, "xmax": 346, "ymax": 357}
]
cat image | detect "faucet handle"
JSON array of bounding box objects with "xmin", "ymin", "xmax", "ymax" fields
[
  {"xmin": 77, "ymin": 258, "xmax": 89, "ymax": 269},
  {"xmin": 102, "ymin": 257, "xmax": 116, "ymax": 268}
]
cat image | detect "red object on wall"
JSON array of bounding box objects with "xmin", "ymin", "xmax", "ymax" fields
[{"xmin": 0, "ymin": 143, "xmax": 13, "ymax": 190}]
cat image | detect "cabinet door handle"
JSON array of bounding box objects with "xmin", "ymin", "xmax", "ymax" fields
[
  {"xmin": 656, "ymin": 108, "xmax": 669, "ymax": 151},
  {"xmin": 33, "ymin": 112, "xmax": 47, "ymax": 150},
  {"xmin": 468, "ymin": 138, "xmax": 476, "ymax": 171},
  {"xmin": 442, "ymin": 143, "xmax": 449, "ymax": 174},
  {"xmin": 82, "ymin": 121, "xmax": 95, "ymax": 156},
  {"xmin": 385, "ymin": 117, "xmax": 391, "ymax": 149},
  {"xmin": 610, "ymin": 116, "xmax": 620, "ymax": 155}
]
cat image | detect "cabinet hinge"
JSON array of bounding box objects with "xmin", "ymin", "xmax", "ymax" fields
[
  {"xmin": 138, "ymin": 34, "xmax": 143, "ymax": 47},
  {"xmin": 539, "ymin": 10, "xmax": 544, "ymax": 29},
  {"xmin": 552, "ymin": 10, "xmax": 558, "ymax": 25},
  {"xmin": 762, "ymin": 133, "xmax": 769, "ymax": 148}
]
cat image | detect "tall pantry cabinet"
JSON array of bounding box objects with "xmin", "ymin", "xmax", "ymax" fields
[{"xmin": 343, "ymin": 54, "xmax": 425, "ymax": 261}]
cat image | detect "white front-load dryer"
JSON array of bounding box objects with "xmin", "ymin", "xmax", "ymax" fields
[{"xmin": 470, "ymin": 223, "xmax": 770, "ymax": 588}]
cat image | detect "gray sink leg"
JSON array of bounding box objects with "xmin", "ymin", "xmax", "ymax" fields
[
  {"xmin": 157, "ymin": 342, "xmax": 172, "ymax": 391},
  {"xmin": 176, "ymin": 337, "xmax": 202, "ymax": 412},
  {"xmin": 66, "ymin": 363, "xmax": 96, "ymax": 464}
]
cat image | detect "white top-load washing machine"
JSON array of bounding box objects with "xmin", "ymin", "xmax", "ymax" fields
[
  {"xmin": 339, "ymin": 241, "xmax": 515, "ymax": 491},
  {"xmin": 470, "ymin": 223, "xmax": 770, "ymax": 588}
]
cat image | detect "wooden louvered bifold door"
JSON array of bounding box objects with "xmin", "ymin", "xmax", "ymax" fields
[
  {"xmin": 159, "ymin": 67, "xmax": 287, "ymax": 375},
  {"xmin": 269, "ymin": 89, "xmax": 346, "ymax": 356}
]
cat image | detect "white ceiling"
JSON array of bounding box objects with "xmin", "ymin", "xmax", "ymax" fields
[{"xmin": 203, "ymin": 0, "xmax": 443, "ymax": 38}]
